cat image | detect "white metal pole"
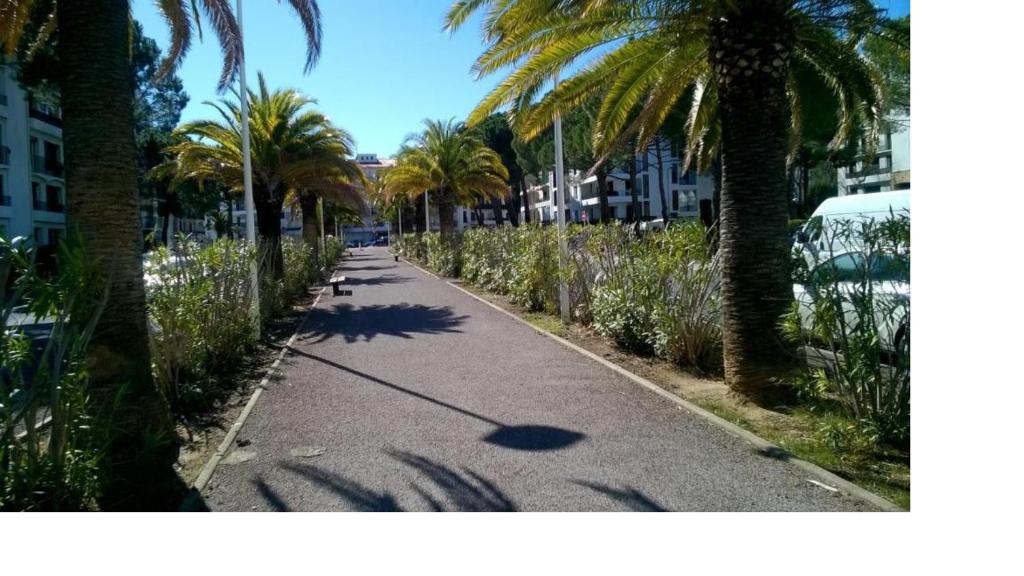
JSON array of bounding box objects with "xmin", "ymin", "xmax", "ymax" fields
[
  {"xmin": 318, "ymin": 195, "xmax": 325, "ymax": 264},
  {"xmin": 237, "ymin": 0, "xmax": 260, "ymax": 335},
  {"xmin": 553, "ymin": 73, "xmax": 571, "ymax": 323},
  {"xmin": 424, "ymin": 190, "xmax": 429, "ymax": 232}
]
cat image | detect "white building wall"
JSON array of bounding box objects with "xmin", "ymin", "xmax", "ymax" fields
[
  {"xmin": 514, "ymin": 143, "xmax": 716, "ymax": 226},
  {"xmin": 0, "ymin": 61, "xmax": 65, "ymax": 248}
]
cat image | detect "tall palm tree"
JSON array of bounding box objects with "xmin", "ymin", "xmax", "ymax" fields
[
  {"xmin": 445, "ymin": 0, "xmax": 904, "ymax": 396},
  {"xmin": 164, "ymin": 74, "xmax": 365, "ymax": 277},
  {"xmin": 2, "ymin": 0, "xmax": 323, "ymax": 507},
  {"xmin": 381, "ymin": 119, "xmax": 509, "ymax": 236}
]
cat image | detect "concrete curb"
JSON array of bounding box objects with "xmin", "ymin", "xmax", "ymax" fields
[
  {"xmin": 189, "ymin": 286, "xmax": 328, "ymax": 496},
  {"xmin": 401, "ymin": 256, "xmax": 902, "ymax": 512}
]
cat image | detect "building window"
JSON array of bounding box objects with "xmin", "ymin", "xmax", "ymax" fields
[
  {"xmin": 682, "ymin": 191, "xmax": 697, "ymax": 212},
  {"xmin": 671, "ymin": 164, "xmax": 679, "ymax": 184},
  {"xmin": 642, "ymin": 174, "xmax": 649, "ymax": 198},
  {"xmin": 672, "ymin": 189, "xmax": 679, "ymax": 211},
  {"xmin": 0, "ymin": 173, "xmax": 9, "ymax": 206}
]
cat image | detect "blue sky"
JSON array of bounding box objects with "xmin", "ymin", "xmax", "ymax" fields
[{"xmin": 134, "ymin": 0, "xmax": 910, "ymax": 158}]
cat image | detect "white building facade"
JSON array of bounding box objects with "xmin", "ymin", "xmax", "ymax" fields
[
  {"xmin": 519, "ymin": 143, "xmax": 716, "ymax": 227},
  {"xmin": 1, "ymin": 61, "xmax": 66, "ymax": 260},
  {"xmin": 344, "ymin": 153, "xmax": 394, "ymax": 244},
  {"xmin": 837, "ymin": 115, "xmax": 911, "ymax": 196}
]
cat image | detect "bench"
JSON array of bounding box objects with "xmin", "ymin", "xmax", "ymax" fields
[{"xmin": 330, "ymin": 273, "xmax": 351, "ymax": 296}]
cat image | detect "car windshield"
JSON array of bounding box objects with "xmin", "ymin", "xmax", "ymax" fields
[{"xmin": 813, "ymin": 252, "xmax": 909, "ymax": 284}]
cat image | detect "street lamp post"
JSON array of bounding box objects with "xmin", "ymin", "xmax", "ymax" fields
[
  {"xmin": 553, "ymin": 73, "xmax": 571, "ymax": 323},
  {"xmin": 237, "ymin": 0, "xmax": 260, "ymax": 336},
  {"xmin": 424, "ymin": 189, "xmax": 429, "ymax": 232}
]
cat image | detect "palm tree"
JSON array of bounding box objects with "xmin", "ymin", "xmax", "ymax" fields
[
  {"xmin": 164, "ymin": 74, "xmax": 365, "ymax": 277},
  {"xmin": 445, "ymin": 0, "xmax": 904, "ymax": 396},
  {"xmin": 2, "ymin": 0, "xmax": 323, "ymax": 507},
  {"xmin": 381, "ymin": 119, "xmax": 509, "ymax": 236}
]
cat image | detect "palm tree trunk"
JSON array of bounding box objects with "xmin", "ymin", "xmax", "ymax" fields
[
  {"xmin": 710, "ymin": 0, "xmax": 797, "ymax": 397},
  {"xmin": 414, "ymin": 193, "xmax": 426, "ymax": 234},
  {"xmin": 57, "ymin": 0, "xmax": 176, "ymax": 509},
  {"xmin": 300, "ymin": 192, "xmax": 320, "ymax": 265},
  {"xmin": 596, "ymin": 165, "xmax": 610, "ymax": 223},
  {"xmin": 223, "ymin": 188, "xmax": 234, "ymax": 240},
  {"xmin": 629, "ymin": 151, "xmax": 639, "ymax": 227},
  {"xmin": 520, "ymin": 176, "xmax": 532, "ymax": 224},
  {"xmin": 438, "ymin": 188, "xmax": 456, "ymax": 237},
  {"xmin": 255, "ymin": 190, "xmax": 284, "ymax": 279},
  {"xmin": 492, "ymin": 198, "xmax": 504, "ymax": 226},
  {"xmin": 655, "ymin": 139, "xmax": 669, "ymax": 223}
]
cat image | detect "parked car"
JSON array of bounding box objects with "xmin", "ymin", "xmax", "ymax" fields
[
  {"xmin": 792, "ymin": 191, "xmax": 910, "ymax": 354},
  {"xmin": 792, "ymin": 249, "xmax": 909, "ymax": 353},
  {"xmin": 794, "ymin": 189, "xmax": 909, "ymax": 266}
]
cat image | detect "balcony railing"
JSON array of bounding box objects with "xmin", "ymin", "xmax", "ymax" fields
[
  {"xmin": 847, "ymin": 164, "xmax": 891, "ymax": 179},
  {"xmin": 29, "ymin": 106, "xmax": 63, "ymax": 128},
  {"xmin": 0, "ymin": 145, "xmax": 9, "ymax": 165},
  {"xmin": 32, "ymin": 155, "xmax": 64, "ymax": 178},
  {"xmin": 34, "ymin": 199, "xmax": 64, "ymax": 213}
]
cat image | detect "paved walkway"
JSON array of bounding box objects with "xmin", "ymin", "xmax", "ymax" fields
[{"xmin": 202, "ymin": 247, "xmax": 872, "ymax": 511}]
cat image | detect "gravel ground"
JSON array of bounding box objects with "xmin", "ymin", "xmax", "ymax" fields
[{"xmin": 201, "ymin": 247, "xmax": 873, "ymax": 512}]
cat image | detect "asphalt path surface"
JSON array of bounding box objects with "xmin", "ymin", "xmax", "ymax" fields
[{"xmin": 202, "ymin": 247, "xmax": 872, "ymax": 511}]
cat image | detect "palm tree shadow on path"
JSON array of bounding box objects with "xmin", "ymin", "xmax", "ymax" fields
[
  {"xmin": 299, "ymin": 303, "xmax": 468, "ymax": 344},
  {"xmin": 275, "ymin": 450, "xmax": 516, "ymax": 511},
  {"xmin": 282, "ymin": 346, "xmax": 585, "ymax": 452}
]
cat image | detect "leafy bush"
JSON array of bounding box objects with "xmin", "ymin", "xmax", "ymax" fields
[
  {"xmin": 399, "ymin": 233, "xmax": 426, "ymax": 262},
  {"xmin": 146, "ymin": 238, "xmax": 258, "ymax": 410},
  {"xmin": 324, "ymin": 235, "xmax": 345, "ymax": 268},
  {"xmin": 422, "ymin": 232, "xmax": 462, "ymax": 277},
  {"xmin": 281, "ymin": 237, "xmax": 317, "ymax": 301},
  {"xmin": 505, "ymin": 224, "xmax": 559, "ymax": 313},
  {"xmin": 2, "ymin": 234, "xmax": 107, "ymax": 510},
  {"xmin": 782, "ymin": 214, "xmax": 910, "ymax": 447},
  {"xmin": 584, "ymin": 224, "xmax": 661, "ymax": 354},
  {"xmin": 462, "ymin": 227, "xmax": 517, "ymax": 292},
  {"xmin": 650, "ymin": 225, "xmax": 722, "ymax": 374}
]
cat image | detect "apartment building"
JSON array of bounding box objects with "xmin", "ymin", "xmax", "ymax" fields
[
  {"xmin": 520, "ymin": 143, "xmax": 716, "ymax": 227},
  {"xmin": 837, "ymin": 115, "xmax": 911, "ymax": 196},
  {"xmin": 1, "ymin": 62, "xmax": 66, "ymax": 270},
  {"xmin": 343, "ymin": 153, "xmax": 395, "ymax": 244}
]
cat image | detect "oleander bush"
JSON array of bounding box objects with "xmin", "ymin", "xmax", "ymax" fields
[
  {"xmin": 412, "ymin": 222, "xmax": 721, "ymax": 373},
  {"xmin": 282, "ymin": 237, "xmax": 318, "ymax": 301},
  {"xmin": 781, "ymin": 214, "xmax": 910, "ymax": 447},
  {"xmin": 423, "ymin": 232, "xmax": 462, "ymax": 277},
  {"xmin": 2, "ymin": 234, "xmax": 107, "ymax": 511},
  {"xmin": 146, "ymin": 237, "xmax": 258, "ymax": 409}
]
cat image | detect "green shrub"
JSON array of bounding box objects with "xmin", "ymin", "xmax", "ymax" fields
[
  {"xmin": 2, "ymin": 234, "xmax": 107, "ymax": 510},
  {"xmin": 146, "ymin": 237, "xmax": 258, "ymax": 410},
  {"xmin": 324, "ymin": 235, "xmax": 345, "ymax": 269},
  {"xmin": 399, "ymin": 233, "xmax": 426, "ymax": 263},
  {"xmin": 423, "ymin": 232, "xmax": 462, "ymax": 277},
  {"xmin": 282, "ymin": 237, "xmax": 317, "ymax": 300},
  {"xmin": 462, "ymin": 226, "xmax": 517, "ymax": 292},
  {"xmin": 650, "ymin": 225, "xmax": 722, "ymax": 374},
  {"xmin": 782, "ymin": 214, "xmax": 910, "ymax": 447},
  {"xmin": 506, "ymin": 224, "xmax": 560, "ymax": 313},
  {"xmin": 584, "ymin": 224, "xmax": 661, "ymax": 355}
]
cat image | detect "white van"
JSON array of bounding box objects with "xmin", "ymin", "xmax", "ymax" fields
[
  {"xmin": 792, "ymin": 190, "xmax": 910, "ymax": 354},
  {"xmin": 795, "ymin": 190, "xmax": 910, "ymax": 261}
]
